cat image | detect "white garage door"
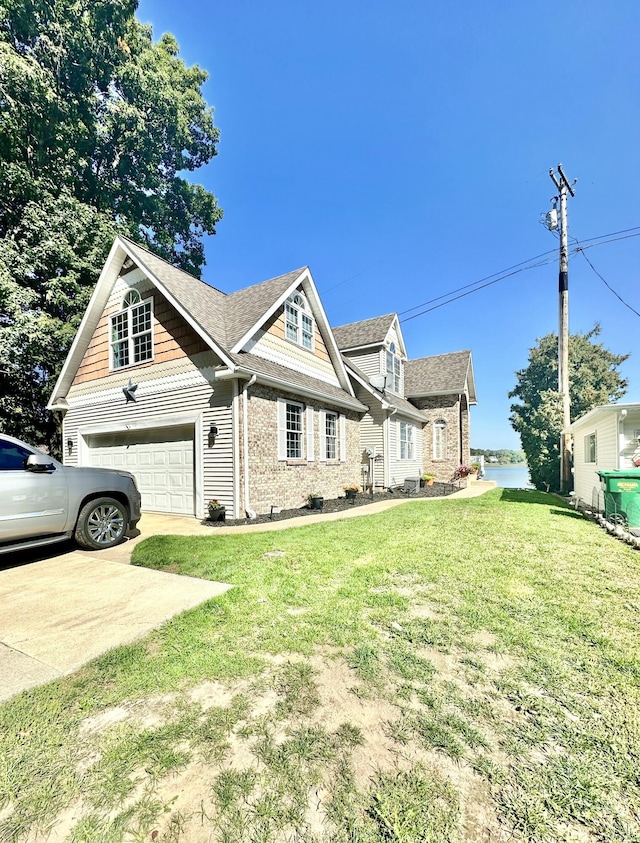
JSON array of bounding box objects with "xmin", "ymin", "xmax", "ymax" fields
[{"xmin": 86, "ymin": 426, "xmax": 195, "ymax": 515}]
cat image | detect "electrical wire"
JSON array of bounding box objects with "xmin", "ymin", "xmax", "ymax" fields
[
  {"xmin": 575, "ymin": 243, "xmax": 640, "ymax": 319},
  {"xmin": 400, "ymin": 227, "xmax": 640, "ymax": 324},
  {"xmin": 399, "ymin": 255, "xmax": 557, "ymax": 323}
]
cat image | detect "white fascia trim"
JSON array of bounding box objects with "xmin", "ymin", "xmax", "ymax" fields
[
  {"xmin": 47, "ymin": 238, "xmax": 126, "ymax": 408},
  {"xmin": 387, "ymin": 314, "xmax": 408, "ymax": 359},
  {"xmin": 230, "ymin": 268, "xmax": 356, "ymax": 398},
  {"xmin": 78, "ymin": 412, "xmax": 201, "ymax": 437},
  {"xmin": 567, "ymin": 403, "xmax": 640, "ymax": 432},
  {"xmin": 230, "ymin": 269, "xmax": 307, "ymax": 354},
  {"xmin": 234, "ymin": 367, "xmax": 366, "ymax": 413},
  {"xmin": 298, "ymin": 273, "xmax": 357, "ymax": 397},
  {"xmin": 117, "ymin": 238, "xmax": 235, "ymax": 370},
  {"xmin": 340, "ymin": 341, "xmax": 384, "ymax": 354}
]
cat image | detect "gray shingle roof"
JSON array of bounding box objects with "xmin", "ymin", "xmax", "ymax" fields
[
  {"xmin": 332, "ymin": 313, "xmax": 396, "ymax": 350},
  {"xmin": 225, "ymin": 268, "xmax": 306, "ymax": 349},
  {"xmin": 404, "ymin": 351, "xmax": 474, "ymax": 400},
  {"xmin": 342, "ymin": 356, "xmax": 428, "ymax": 422},
  {"xmin": 230, "ymin": 352, "xmax": 366, "ymax": 412},
  {"xmin": 121, "ymin": 238, "xmax": 229, "ymax": 348}
]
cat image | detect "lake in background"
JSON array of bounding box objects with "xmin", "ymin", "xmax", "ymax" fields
[{"xmin": 482, "ymin": 465, "xmax": 533, "ymax": 488}]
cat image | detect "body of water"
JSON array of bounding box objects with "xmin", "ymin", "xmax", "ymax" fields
[{"xmin": 481, "ymin": 465, "xmax": 533, "ymax": 488}]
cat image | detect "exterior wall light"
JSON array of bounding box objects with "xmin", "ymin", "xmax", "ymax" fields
[
  {"xmin": 67, "ymin": 438, "xmax": 73, "ymax": 455},
  {"xmin": 208, "ymin": 424, "xmax": 218, "ymax": 447}
]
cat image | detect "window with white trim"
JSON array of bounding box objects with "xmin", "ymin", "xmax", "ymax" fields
[
  {"xmin": 285, "ymin": 401, "xmax": 304, "ymax": 459},
  {"xmin": 110, "ymin": 291, "xmax": 153, "ymax": 370},
  {"xmin": 386, "ymin": 342, "xmax": 401, "ymax": 393},
  {"xmin": 325, "ymin": 411, "xmax": 337, "ymax": 460},
  {"xmin": 584, "ymin": 432, "xmax": 597, "ymax": 463},
  {"xmin": 285, "ymin": 293, "xmax": 314, "ymax": 350},
  {"xmin": 433, "ymin": 419, "xmax": 447, "ymax": 461},
  {"xmin": 399, "ymin": 421, "xmax": 414, "ymax": 460}
]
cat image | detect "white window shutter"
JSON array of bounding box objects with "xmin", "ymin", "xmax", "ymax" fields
[
  {"xmin": 277, "ymin": 399, "xmax": 287, "ymax": 460},
  {"xmin": 306, "ymin": 407, "xmax": 315, "ymax": 461},
  {"xmin": 397, "ymin": 420, "xmax": 402, "ymax": 461},
  {"xmin": 319, "ymin": 410, "xmax": 327, "ymax": 461},
  {"xmin": 339, "ymin": 414, "xmax": 346, "ymax": 462}
]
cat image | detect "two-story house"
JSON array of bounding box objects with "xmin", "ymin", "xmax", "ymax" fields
[
  {"xmin": 333, "ymin": 316, "xmax": 476, "ymax": 488},
  {"xmin": 49, "ymin": 236, "xmax": 477, "ymax": 519}
]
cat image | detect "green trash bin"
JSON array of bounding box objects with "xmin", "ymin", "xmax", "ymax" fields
[{"xmin": 597, "ymin": 469, "xmax": 640, "ymax": 532}]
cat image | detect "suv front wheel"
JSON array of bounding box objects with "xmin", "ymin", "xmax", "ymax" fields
[{"xmin": 75, "ymin": 497, "xmax": 129, "ymax": 550}]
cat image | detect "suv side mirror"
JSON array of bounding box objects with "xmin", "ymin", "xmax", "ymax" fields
[{"xmin": 25, "ymin": 453, "xmax": 55, "ymax": 472}]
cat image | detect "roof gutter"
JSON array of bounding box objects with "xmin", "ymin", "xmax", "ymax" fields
[{"xmin": 227, "ymin": 366, "xmax": 367, "ymax": 413}]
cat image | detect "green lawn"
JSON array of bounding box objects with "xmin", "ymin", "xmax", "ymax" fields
[{"xmin": 1, "ymin": 489, "xmax": 639, "ymax": 842}]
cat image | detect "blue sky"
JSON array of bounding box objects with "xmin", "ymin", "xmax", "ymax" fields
[{"xmin": 138, "ymin": 0, "xmax": 639, "ymax": 449}]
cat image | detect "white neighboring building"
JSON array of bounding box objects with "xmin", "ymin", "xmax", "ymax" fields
[{"xmin": 567, "ymin": 403, "xmax": 640, "ymax": 508}]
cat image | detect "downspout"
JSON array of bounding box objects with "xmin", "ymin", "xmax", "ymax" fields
[
  {"xmin": 243, "ymin": 374, "xmax": 257, "ymax": 518},
  {"xmin": 458, "ymin": 393, "xmax": 464, "ymax": 466},
  {"xmin": 385, "ymin": 407, "xmax": 397, "ymax": 488}
]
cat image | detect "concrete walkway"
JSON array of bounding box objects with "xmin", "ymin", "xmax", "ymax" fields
[
  {"xmin": 0, "ymin": 480, "xmax": 494, "ymax": 702},
  {"xmin": 0, "ymin": 552, "xmax": 230, "ymax": 702}
]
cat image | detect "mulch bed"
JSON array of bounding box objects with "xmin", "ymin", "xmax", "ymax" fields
[{"xmin": 203, "ymin": 482, "xmax": 459, "ymax": 528}]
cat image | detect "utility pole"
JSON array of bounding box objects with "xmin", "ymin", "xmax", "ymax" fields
[{"xmin": 549, "ymin": 164, "xmax": 576, "ymax": 492}]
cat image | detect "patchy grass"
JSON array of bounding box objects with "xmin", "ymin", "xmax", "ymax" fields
[{"xmin": 1, "ymin": 489, "xmax": 640, "ymax": 841}]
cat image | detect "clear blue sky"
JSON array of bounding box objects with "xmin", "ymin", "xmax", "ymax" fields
[{"xmin": 137, "ymin": 0, "xmax": 639, "ymax": 449}]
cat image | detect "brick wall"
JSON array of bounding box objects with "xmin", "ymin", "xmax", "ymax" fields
[
  {"xmin": 410, "ymin": 394, "xmax": 471, "ymax": 483},
  {"xmin": 242, "ymin": 384, "xmax": 363, "ymax": 514}
]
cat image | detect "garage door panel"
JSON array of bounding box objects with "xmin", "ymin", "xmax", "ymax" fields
[{"xmin": 86, "ymin": 426, "xmax": 194, "ymax": 515}]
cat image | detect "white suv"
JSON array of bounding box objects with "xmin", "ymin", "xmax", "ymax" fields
[{"xmin": 0, "ymin": 433, "xmax": 142, "ymax": 554}]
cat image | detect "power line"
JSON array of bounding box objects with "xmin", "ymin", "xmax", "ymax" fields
[
  {"xmin": 398, "ymin": 248, "xmax": 558, "ymax": 317},
  {"xmin": 399, "ymin": 228, "xmax": 640, "ymax": 324},
  {"xmin": 576, "ymin": 245, "xmax": 640, "ymax": 319}
]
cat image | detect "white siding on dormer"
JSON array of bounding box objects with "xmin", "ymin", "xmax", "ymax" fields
[
  {"xmin": 343, "ymin": 349, "xmax": 384, "ymax": 379},
  {"xmin": 244, "ymin": 330, "xmax": 341, "ymax": 387}
]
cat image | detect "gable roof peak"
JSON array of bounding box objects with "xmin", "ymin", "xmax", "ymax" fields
[{"xmin": 332, "ymin": 312, "xmax": 399, "ymax": 351}]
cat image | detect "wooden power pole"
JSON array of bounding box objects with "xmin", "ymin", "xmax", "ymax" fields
[{"xmin": 549, "ymin": 164, "xmax": 576, "ymax": 492}]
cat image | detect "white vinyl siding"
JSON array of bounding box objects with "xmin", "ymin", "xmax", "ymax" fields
[
  {"xmin": 584, "ymin": 432, "xmax": 597, "ymax": 463},
  {"xmin": 570, "ymin": 412, "xmax": 620, "ymax": 506},
  {"xmin": 388, "ymin": 417, "xmax": 423, "ymax": 487},
  {"xmin": 398, "ymin": 421, "xmax": 415, "ymax": 460},
  {"xmin": 62, "ymin": 372, "xmax": 234, "ymax": 518}
]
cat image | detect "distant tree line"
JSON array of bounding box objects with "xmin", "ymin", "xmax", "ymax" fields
[{"xmin": 470, "ymin": 448, "xmax": 526, "ymax": 465}]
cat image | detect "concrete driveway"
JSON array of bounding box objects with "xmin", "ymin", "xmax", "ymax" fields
[{"xmin": 0, "ymin": 513, "xmax": 230, "ymax": 702}]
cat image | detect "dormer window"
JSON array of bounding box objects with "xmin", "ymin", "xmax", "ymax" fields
[
  {"xmin": 386, "ymin": 342, "xmax": 401, "ymax": 393},
  {"xmin": 110, "ymin": 290, "xmax": 153, "ymax": 370},
  {"xmin": 285, "ymin": 293, "xmax": 314, "ymax": 350}
]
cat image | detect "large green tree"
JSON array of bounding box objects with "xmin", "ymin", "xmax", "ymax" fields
[
  {"xmin": 509, "ymin": 326, "xmax": 629, "ymax": 491},
  {"xmin": 0, "ymin": 0, "xmax": 222, "ymax": 447}
]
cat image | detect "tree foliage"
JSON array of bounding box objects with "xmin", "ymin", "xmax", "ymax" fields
[
  {"xmin": 509, "ymin": 326, "xmax": 629, "ymax": 491},
  {"xmin": 0, "ymin": 0, "xmax": 222, "ymax": 447}
]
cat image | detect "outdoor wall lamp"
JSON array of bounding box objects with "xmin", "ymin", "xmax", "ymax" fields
[
  {"xmin": 67, "ymin": 438, "xmax": 73, "ymax": 455},
  {"xmin": 208, "ymin": 424, "xmax": 218, "ymax": 447}
]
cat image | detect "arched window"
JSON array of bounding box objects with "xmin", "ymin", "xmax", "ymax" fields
[
  {"xmin": 110, "ymin": 289, "xmax": 153, "ymax": 370},
  {"xmin": 433, "ymin": 419, "xmax": 447, "ymax": 461},
  {"xmin": 285, "ymin": 292, "xmax": 314, "ymax": 350},
  {"xmin": 122, "ymin": 290, "xmax": 141, "ymax": 308},
  {"xmin": 386, "ymin": 342, "xmax": 401, "ymax": 392}
]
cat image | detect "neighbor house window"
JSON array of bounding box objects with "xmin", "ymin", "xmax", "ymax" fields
[
  {"xmin": 385, "ymin": 342, "xmax": 401, "ymax": 393},
  {"xmin": 110, "ymin": 290, "xmax": 153, "ymax": 369},
  {"xmin": 433, "ymin": 419, "xmax": 447, "ymax": 461},
  {"xmin": 584, "ymin": 432, "xmax": 597, "ymax": 463},
  {"xmin": 285, "ymin": 293, "xmax": 313, "ymax": 350},
  {"xmin": 399, "ymin": 421, "xmax": 414, "ymax": 460}
]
